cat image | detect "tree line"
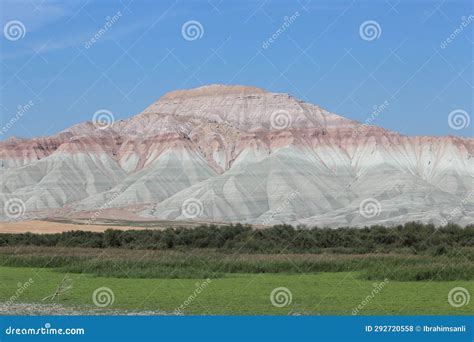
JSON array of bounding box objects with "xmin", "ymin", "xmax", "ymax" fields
[{"xmin": 1, "ymin": 222, "xmax": 472, "ymax": 253}]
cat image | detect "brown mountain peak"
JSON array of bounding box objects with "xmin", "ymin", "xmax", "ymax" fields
[{"xmin": 159, "ymin": 84, "xmax": 267, "ymax": 100}]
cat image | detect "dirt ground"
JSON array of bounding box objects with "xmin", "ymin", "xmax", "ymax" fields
[
  {"xmin": 0, "ymin": 217, "xmax": 261, "ymax": 234},
  {"xmin": 0, "ymin": 220, "xmax": 156, "ymax": 234},
  {"xmin": 0, "ymin": 303, "xmax": 169, "ymax": 315}
]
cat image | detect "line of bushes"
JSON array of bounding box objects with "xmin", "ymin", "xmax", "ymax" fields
[
  {"xmin": 1, "ymin": 246, "xmax": 472, "ymax": 280},
  {"xmin": 0, "ymin": 222, "xmax": 472, "ymax": 253}
]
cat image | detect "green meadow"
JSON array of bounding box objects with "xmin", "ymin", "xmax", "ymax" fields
[
  {"xmin": 1, "ymin": 266, "xmax": 472, "ymax": 315},
  {"xmin": 0, "ymin": 244, "xmax": 472, "ymax": 315},
  {"xmin": 1, "ymin": 223, "xmax": 472, "ymax": 315}
]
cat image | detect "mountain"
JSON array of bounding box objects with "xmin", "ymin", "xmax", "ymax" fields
[{"xmin": 1, "ymin": 85, "xmax": 473, "ymax": 227}]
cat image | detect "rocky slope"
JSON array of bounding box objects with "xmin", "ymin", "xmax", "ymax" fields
[{"xmin": 1, "ymin": 85, "xmax": 473, "ymax": 227}]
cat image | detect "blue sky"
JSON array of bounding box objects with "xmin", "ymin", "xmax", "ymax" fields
[{"xmin": 0, "ymin": 0, "xmax": 472, "ymax": 139}]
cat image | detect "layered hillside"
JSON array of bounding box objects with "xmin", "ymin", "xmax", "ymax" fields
[{"xmin": 1, "ymin": 85, "xmax": 473, "ymax": 227}]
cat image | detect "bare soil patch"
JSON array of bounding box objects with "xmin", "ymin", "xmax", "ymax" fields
[{"xmin": 0, "ymin": 220, "xmax": 155, "ymax": 234}]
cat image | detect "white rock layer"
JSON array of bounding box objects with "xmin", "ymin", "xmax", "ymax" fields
[{"xmin": 0, "ymin": 85, "xmax": 472, "ymax": 227}]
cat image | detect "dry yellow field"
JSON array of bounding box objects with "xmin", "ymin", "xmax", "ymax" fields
[{"xmin": 0, "ymin": 220, "xmax": 153, "ymax": 234}]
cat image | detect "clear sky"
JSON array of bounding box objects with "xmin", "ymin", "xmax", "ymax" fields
[{"xmin": 0, "ymin": 0, "xmax": 472, "ymax": 139}]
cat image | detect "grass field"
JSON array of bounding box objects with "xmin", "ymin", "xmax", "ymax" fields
[
  {"xmin": 0, "ymin": 246, "xmax": 473, "ymax": 315},
  {"xmin": 1, "ymin": 246, "xmax": 473, "ymax": 281},
  {"xmin": 1, "ymin": 266, "xmax": 472, "ymax": 315}
]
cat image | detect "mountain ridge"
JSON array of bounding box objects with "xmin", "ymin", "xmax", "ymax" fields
[{"xmin": 1, "ymin": 85, "xmax": 472, "ymax": 227}]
